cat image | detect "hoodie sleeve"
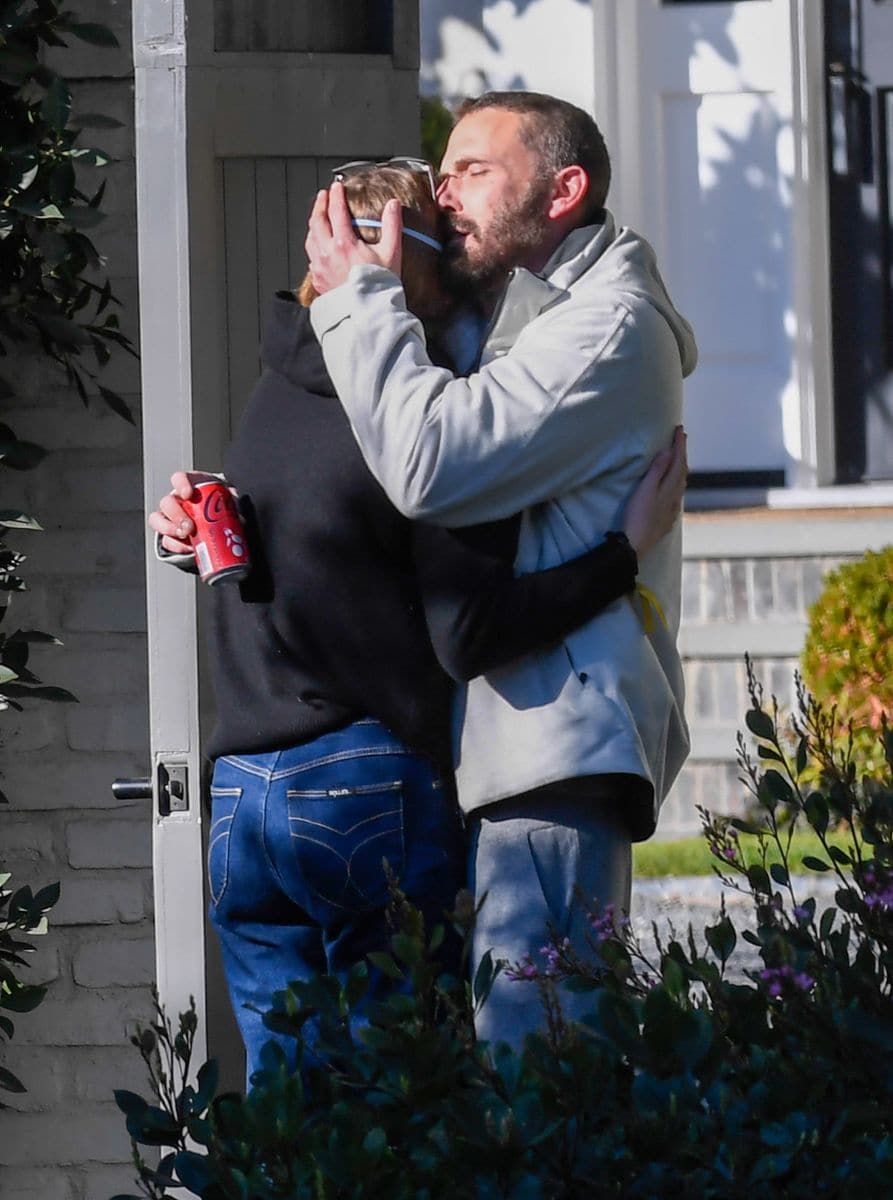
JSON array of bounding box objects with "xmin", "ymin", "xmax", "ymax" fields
[
  {"xmin": 413, "ymin": 520, "xmax": 638, "ymax": 682},
  {"xmin": 310, "ymin": 263, "xmax": 688, "ymax": 528}
]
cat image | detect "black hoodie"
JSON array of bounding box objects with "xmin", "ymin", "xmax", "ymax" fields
[{"xmin": 205, "ymin": 294, "xmax": 637, "ymax": 768}]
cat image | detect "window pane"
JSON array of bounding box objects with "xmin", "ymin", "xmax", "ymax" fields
[{"xmin": 214, "ymin": 1, "xmax": 393, "ymax": 54}]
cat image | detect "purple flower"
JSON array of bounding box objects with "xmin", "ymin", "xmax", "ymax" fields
[
  {"xmin": 793, "ymin": 905, "xmax": 810, "ymax": 922},
  {"xmin": 504, "ymin": 953, "xmax": 539, "ymax": 982},
  {"xmin": 758, "ymin": 964, "xmax": 814, "ymax": 997},
  {"xmin": 537, "ymin": 938, "xmax": 570, "ymax": 977}
]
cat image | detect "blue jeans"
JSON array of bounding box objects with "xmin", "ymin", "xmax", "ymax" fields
[{"xmin": 208, "ymin": 719, "xmax": 464, "ymax": 1081}]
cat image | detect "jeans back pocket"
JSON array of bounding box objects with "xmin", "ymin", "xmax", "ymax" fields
[
  {"xmin": 208, "ymin": 787, "xmax": 242, "ymax": 907},
  {"xmin": 286, "ymin": 780, "xmax": 405, "ymax": 915}
]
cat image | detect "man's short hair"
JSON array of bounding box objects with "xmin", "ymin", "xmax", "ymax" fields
[{"xmin": 457, "ymin": 91, "xmax": 611, "ymax": 222}]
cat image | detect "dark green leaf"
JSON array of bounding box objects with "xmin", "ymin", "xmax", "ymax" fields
[
  {"xmin": 114, "ymin": 1089, "xmax": 149, "ymax": 1117},
  {"xmin": 363, "ymin": 1127, "xmax": 388, "ymax": 1157},
  {"xmin": 473, "ymin": 949, "xmax": 497, "ymax": 1006},
  {"xmin": 391, "ymin": 932, "xmax": 422, "ymax": 965},
  {"xmin": 745, "ymin": 708, "xmax": 776, "ymax": 741},
  {"xmin": 9, "ymin": 198, "xmax": 64, "ymax": 220},
  {"xmin": 795, "ymin": 736, "xmax": 808, "ymax": 777},
  {"xmin": 705, "ymin": 915, "xmax": 737, "ymax": 962},
  {"xmin": 40, "ymin": 76, "xmax": 71, "ymax": 132},
  {"xmin": 0, "ymin": 436, "xmax": 46, "ymax": 471},
  {"xmin": 1, "ymin": 984, "xmax": 46, "ymax": 1013},
  {"xmin": 661, "ymin": 955, "xmax": 686, "ymax": 998},
  {"xmin": 802, "ymin": 856, "xmax": 830, "ymax": 872},
  {"xmin": 730, "ymin": 818, "xmax": 764, "ymax": 835},
  {"xmin": 804, "ymin": 793, "xmax": 829, "ymax": 836},
  {"xmin": 747, "ymin": 864, "xmax": 771, "ymax": 893},
  {"xmin": 33, "ymin": 881, "xmax": 60, "ymax": 910},
  {"xmin": 1, "ymin": 684, "xmax": 77, "ymax": 702},
  {"xmin": 0, "ymin": 1065, "xmax": 26, "ymax": 1093},
  {"xmin": 194, "ymin": 1059, "xmax": 218, "ymax": 1111},
  {"xmin": 68, "ymin": 147, "xmax": 112, "ymax": 168},
  {"xmin": 0, "ymin": 46, "xmax": 38, "ymax": 86},
  {"xmin": 172, "ymin": 1150, "xmax": 215, "ymax": 1192},
  {"xmin": 763, "ymin": 770, "xmax": 794, "ymax": 806},
  {"xmin": 7, "ymin": 630, "xmax": 61, "ymax": 646},
  {"xmin": 366, "ymin": 952, "xmax": 403, "ymax": 982},
  {"xmin": 828, "ymin": 844, "xmax": 852, "ymax": 866},
  {"xmin": 769, "ymin": 862, "xmax": 789, "ymax": 887},
  {"xmin": 8, "ymin": 160, "xmax": 39, "ymax": 195},
  {"xmin": 0, "ymin": 511, "xmax": 41, "ymax": 530}
]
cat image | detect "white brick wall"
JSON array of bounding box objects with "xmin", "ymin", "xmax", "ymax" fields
[{"xmin": 0, "ymin": 6, "xmax": 156, "ymax": 1196}]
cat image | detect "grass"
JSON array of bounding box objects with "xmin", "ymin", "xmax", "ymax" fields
[{"xmin": 633, "ymin": 827, "xmax": 855, "ymax": 878}]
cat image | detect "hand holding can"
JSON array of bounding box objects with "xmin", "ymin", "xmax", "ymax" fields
[{"xmin": 180, "ymin": 479, "xmax": 251, "ymax": 584}]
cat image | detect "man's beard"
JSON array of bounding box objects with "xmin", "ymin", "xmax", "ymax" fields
[{"xmin": 440, "ymin": 178, "xmax": 552, "ymax": 303}]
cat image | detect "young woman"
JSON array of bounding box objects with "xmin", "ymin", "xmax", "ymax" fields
[{"xmin": 149, "ymin": 163, "xmax": 686, "ymax": 1079}]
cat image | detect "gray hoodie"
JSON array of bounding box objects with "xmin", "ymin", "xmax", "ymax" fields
[{"xmin": 311, "ymin": 213, "xmax": 697, "ymax": 831}]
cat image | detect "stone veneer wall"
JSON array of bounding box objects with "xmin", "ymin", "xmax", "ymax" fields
[
  {"xmin": 0, "ymin": 3, "xmax": 153, "ymax": 1197},
  {"xmin": 658, "ymin": 550, "xmax": 847, "ymax": 839}
]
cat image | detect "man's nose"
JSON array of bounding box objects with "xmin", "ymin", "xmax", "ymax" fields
[{"xmin": 436, "ymin": 176, "xmax": 458, "ymax": 211}]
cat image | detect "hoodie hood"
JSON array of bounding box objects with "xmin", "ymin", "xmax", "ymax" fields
[
  {"xmin": 261, "ymin": 291, "xmax": 336, "ymax": 396},
  {"xmin": 542, "ymin": 211, "xmax": 698, "ymax": 378}
]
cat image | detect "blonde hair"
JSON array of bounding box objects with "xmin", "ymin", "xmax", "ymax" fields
[{"xmin": 297, "ymin": 166, "xmax": 446, "ymax": 317}]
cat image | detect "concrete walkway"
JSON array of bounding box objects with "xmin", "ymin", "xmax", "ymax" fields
[{"xmin": 630, "ymin": 874, "xmax": 842, "ymax": 979}]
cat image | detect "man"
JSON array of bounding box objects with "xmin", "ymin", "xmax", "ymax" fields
[{"xmin": 304, "ymin": 91, "xmax": 697, "ymax": 1043}]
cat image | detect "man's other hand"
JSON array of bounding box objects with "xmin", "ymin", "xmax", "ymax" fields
[
  {"xmin": 622, "ymin": 427, "xmax": 688, "ymax": 556},
  {"xmin": 147, "ymin": 470, "xmax": 219, "ymax": 555},
  {"xmin": 304, "ymin": 182, "xmax": 403, "ymax": 294}
]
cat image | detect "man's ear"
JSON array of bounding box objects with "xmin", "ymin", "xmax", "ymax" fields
[{"xmin": 547, "ymin": 165, "xmax": 589, "ymax": 221}]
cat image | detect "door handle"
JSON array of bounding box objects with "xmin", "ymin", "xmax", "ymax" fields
[
  {"xmin": 112, "ymin": 776, "xmax": 152, "ymax": 800},
  {"xmin": 112, "ymin": 763, "xmax": 189, "ymax": 814}
]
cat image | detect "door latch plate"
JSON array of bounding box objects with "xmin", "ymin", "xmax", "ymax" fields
[{"xmin": 158, "ymin": 762, "xmax": 189, "ymax": 816}]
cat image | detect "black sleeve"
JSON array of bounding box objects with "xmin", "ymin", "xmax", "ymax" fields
[{"xmin": 413, "ymin": 517, "xmax": 638, "ymax": 682}]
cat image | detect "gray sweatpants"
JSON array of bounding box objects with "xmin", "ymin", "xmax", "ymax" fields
[{"xmin": 468, "ymin": 776, "xmax": 634, "ymax": 1048}]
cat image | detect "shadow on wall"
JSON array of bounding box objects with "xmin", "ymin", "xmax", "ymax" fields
[
  {"xmin": 420, "ymin": 1, "xmax": 892, "ymax": 482},
  {"xmin": 420, "ymin": 0, "xmax": 591, "ymax": 107}
]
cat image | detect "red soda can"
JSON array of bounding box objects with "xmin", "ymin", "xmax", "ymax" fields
[{"xmin": 182, "ymin": 480, "xmax": 251, "ymax": 585}]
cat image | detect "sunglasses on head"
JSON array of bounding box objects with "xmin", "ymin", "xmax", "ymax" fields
[
  {"xmin": 331, "ymin": 156, "xmax": 438, "ymax": 202},
  {"xmin": 331, "ymin": 157, "xmax": 443, "ymax": 253}
]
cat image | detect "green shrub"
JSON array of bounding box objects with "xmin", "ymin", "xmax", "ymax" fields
[
  {"xmin": 1, "ymin": 0, "xmax": 131, "ymax": 1100},
  {"xmin": 0, "ymin": 869, "xmax": 59, "ymax": 1099},
  {"xmin": 420, "ymin": 94, "xmax": 453, "ymax": 166},
  {"xmin": 801, "ymin": 546, "xmax": 893, "ymax": 776},
  {"xmin": 113, "ymin": 666, "xmax": 893, "ymax": 1199}
]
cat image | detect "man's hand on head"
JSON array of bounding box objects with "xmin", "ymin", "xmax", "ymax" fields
[{"xmin": 304, "ymin": 182, "xmax": 403, "ymax": 295}]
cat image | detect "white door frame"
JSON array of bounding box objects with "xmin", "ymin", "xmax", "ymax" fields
[
  {"xmin": 133, "ymin": 1, "xmax": 208, "ymax": 1065},
  {"xmin": 591, "ymin": 0, "xmax": 835, "ymax": 488}
]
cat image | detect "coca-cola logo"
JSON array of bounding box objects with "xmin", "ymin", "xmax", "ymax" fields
[{"xmin": 202, "ymin": 487, "xmax": 237, "ymax": 524}]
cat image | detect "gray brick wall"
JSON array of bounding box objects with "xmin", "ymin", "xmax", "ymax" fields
[{"xmin": 0, "ymin": 5, "xmax": 153, "ymax": 1195}]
